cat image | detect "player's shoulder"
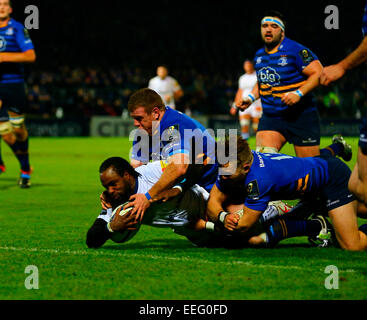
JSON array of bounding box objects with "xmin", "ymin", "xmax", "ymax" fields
[{"xmin": 9, "ymin": 18, "xmax": 25, "ymax": 30}]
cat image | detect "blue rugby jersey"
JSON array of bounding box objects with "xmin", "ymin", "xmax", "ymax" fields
[
  {"xmin": 132, "ymin": 107, "xmax": 218, "ymax": 191},
  {"xmin": 216, "ymin": 151, "xmax": 329, "ymax": 212},
  {"xmin": 254, "ymin": 37, "xmax": 319, "ymax": 117},
  {"xmin": 0, "ymin": 18, "xmax": 34, "ymax": 84},
  {"xmin": 363, "ymin": 1, "xmax": 367, "ymax": 37}
]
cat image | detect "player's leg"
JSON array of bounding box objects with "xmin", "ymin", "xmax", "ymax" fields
[
  {"xmin": 255, "ymin": 115, "xmax": 287, "ymax": 153},
  {"xmin": 320, "ymin": 134, "xmax": 352, "ymax": 161},
  {"xmin": 328, "ymin": 201, "xmax": 367, "ymax": 251},
  {"xmin": 250, "ymin": 102, "xmax": 262, "ymax": 135},
  {"xmin": 0, "ymin": 121, "xmax": 15, "ymax": 173},
  {"xmin": 287, "ymin": 110, "xmax": 321, "ymax": 158},
  {"xmin": 239, "ymin": 114, "xmax": 251, "ymax": 140},
  {"xmin": 8, "ymin": 111, "xmax": 32, "ymax": 188},
  {"xmin": 348, "ymin": 148, "xmax": 367, "ymax": 205},
  {"xmin": 256, "ymin": 130, "xmax": 286, "ymax": 153}
]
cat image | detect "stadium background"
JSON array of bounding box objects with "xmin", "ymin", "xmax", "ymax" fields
[{"xmin": 8, "ymin": 0, "xmax": 367, "ymax": 137}]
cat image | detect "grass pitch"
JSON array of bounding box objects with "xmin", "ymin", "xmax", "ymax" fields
[{"xmin": 0, "ymin": 136, "xmax": 366, "ymax": 300}]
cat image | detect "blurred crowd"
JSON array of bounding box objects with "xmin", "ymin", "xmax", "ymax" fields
[{"xmin": 25, "ymin": 62, "xmax": 367, "ymax": 120}]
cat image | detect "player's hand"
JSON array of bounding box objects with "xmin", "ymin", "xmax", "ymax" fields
[
  {"xmin": 229, "ymin": 106, "xmax": 237, "ymax": 116},
  {"xmin": 100, "ymin": 191, "xmax": 112, "ymax": 210},
  {"xmin": 281, "ymin": 92, "xmax": 301, "ymax": 106},
  {"xmin": 152, "ymin": 188, "xmax": 182, "ymax": 202},
  {"xmin": 236, "ymin": 98, "xmax": 251, "ymax": 111},
  {"xmin": 124, "ymin": 193, "xmax": 151, "ymax": 222},
  {"xmin": 109, "ymin": 207, "xmax": 139, "ymax": 232},
  {"xmin": 224, "ymin": 212, "xmax": 240, "ymax": 231},
  {"xmin": 320, "ymin": 64, "xmax": 346, "ymax": 86}
]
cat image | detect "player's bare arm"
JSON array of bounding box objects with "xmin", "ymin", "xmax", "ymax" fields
[
  {"xmin": 321, "ymin": 36, "xmax": 367, "ymax": 86},
  {"xmin": 206, "ymin": 183, "xmax": 229, "ymax": 222},
  {"xmin": 0, "ymin": 49, "xmax": 36, "ymax": 63},
  {"xmin": 236, "ymin": 83, "xmax": 259, "ymax": 110},
  {"xmin": 236, "ymin": 206, "xmax": 263, "ymax": 233},
  {"xmin": 281, "ymin": 60, "xmax": 323, "ymax": 106},
  {"xmin": 109, "ymin": 207, "xmax": 139, "ymax": 232}
]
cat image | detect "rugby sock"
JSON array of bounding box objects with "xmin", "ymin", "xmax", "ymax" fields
[
  {"xmin": 320, "ymin": 143, "xmax": 344, "ymax": 157},
  {"xmin": 9, "ymin": 138, "xmax": 31, "ymax": 173},
  {"xmin": 266, "ymin": 218, "xmax": 321, "ymax": 246},
  {"xmin": 359, "ymin": 224, "xmax": 367, "ymax": 236}
]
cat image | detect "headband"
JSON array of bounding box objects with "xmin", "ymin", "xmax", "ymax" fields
[{"xmin": 261, "ymin": 17, "xmax": 285, "ymax": 31}]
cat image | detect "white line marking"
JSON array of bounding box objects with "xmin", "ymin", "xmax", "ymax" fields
[{"xmin": 0, "ymin": 246, "xmax": 356, "ymax": 273}]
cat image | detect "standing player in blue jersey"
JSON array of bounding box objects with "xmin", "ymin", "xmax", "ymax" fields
[
  {"xmin": 0, "ymin": 0, "xmax": 36, "ymax": 188},
  {"xmin": 237, "ymin": 11, "xmax": 323, "ymax": 158},
  {"xmin": 125, "ymin": 88, "xmax": 218, "ymax": 221},
  {"xmin": 207, "ymin": 137, "xmax": 367, "ymax": 251},
  {"xmin": 321, "ymin": 1, "xmax": 367, "ymax": 206}
]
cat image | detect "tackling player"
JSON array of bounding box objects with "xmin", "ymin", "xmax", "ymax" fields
[
  {"xmin": 127, "ymin": 88, "xmax": 218, "ymax": 221},
  {"xmin": 230, "ymin": 60, "xmax": 262, "ymax": 140},
  {"xmin": 237, "ymin": 10, "xmax": 323, "ymax": 158},
  {"xmin": 207, "ymin": 137, "xmax": 367, "ymax": 251},
  {"xmin": 148, "ymin": 65, "xmax": 184, "ymax": 110},
  {"xmin": 320, "ymin": 1, "xmax": 367, "ymax": 206},
  {"xmin": 0, "ymin": 0, "xmax": 36, "ymax": 188},
  {"xmin": 86, "ymin": 157, "xmax": 330, "ymax": 249}
]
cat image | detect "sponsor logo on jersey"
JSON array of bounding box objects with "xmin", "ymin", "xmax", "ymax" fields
[
  {"xmin": 247, "ymin": 180, "xmax": 260, "ymax": 200},
  {"xmin": 5, "ymin": 28, "xmax": 14, "ymax": 36},
  {"xmin": 278, "ymin": 56, "xmax": 288, "ymax": 66},
  {"xmin": 258, "ymin": 67, "xmax": 281, "ymax": 85},
  {"xmin": 0, "ymin": 36, "xmax": 7, "ymax": 51}
]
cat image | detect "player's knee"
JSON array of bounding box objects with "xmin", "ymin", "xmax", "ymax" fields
[
  {"xmin": 339, "ymin": 239, "xmax": 363, "ymax": 251},
  {"xmin": 256, "ymin": 146, "xmax": 278, "ymax": 153},
  {"xmin": 0, "ymin": 121, "xmax": 13, "ymax": 137},
  {"xmin": 240, "ymin": 119, "xmax": 250, "ymax": 128}
]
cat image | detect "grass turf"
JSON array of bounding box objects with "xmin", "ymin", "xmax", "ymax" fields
[{"xmin": 0, "ymin": 136, "xmax": 366, "ymax": 300}]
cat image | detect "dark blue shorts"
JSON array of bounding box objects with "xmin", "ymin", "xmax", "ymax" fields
[
  {"xmin": 0, "ymin": 82, "xmax": 27, "ymax": 115},
  {"xmin": 359, "ymin": 116, "xmax": 367, "ymax": 155},
  {"xmin": 258, "ymin": 110, "xmax": 320, "ymax": 147},
  {"xmin": 0, "ymin": 103, "xmax": 9, "ymax": 122},
  {"xmin": 318, "ymin": 154, "xmax": 355, "ymax": 211}
]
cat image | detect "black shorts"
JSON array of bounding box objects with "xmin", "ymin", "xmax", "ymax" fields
[
  {"xmin": 359, "ymin": 116, "xmax": 367, "ymax": 155},
  {"xmin": 258, "ymin": 109, "xmax": 320, "ymax": 147},
  {"xmin": 0, "ymin": 82, "xmax": 27, "ymax": 115},
  {"xmin": 0, "ymin": 103, "xmax": 8, "ymax": 122},
  {"xmin": 318, "ymin": 154, "xmax": 355, "ymax": 211}
]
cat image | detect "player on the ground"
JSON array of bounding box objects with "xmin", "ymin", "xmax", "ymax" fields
[
  {"xmin": 127, "ymin": 88, "xmax": 218, "ymax": 221},
  {"xmin": 0, "ymin": 0, "xmax": 36, "ymax": 188},
  {"xmin": 86, "ymin": 157, "xmax": 331, "ymax": 249},
  {"xmin": 237, "ymin": 10, "xmax": 323, "ymax": 158},
  {"xmin": 207, "ymin": 137, "xmax": 367, "ymax": 251},
  {"xmin": 230, "ymin": 60, "xmax": 262, "ymax": 140},
  {"xmin": 148, "ymin": 65, "xmax": 183, "ymax": 110},
  {"xmin": 320, "ymin": 1, "xmax": 367, "ymax": 205}
]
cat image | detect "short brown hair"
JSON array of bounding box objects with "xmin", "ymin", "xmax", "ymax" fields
[
  {"xmin": 223, "ymin": 136, "xmax": 253, "ymax": 167},
  {"xmin": 127, "ymin": 88, "xmax": 165, "ymax": 113}
]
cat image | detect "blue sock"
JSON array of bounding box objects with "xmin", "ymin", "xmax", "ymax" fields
[
  {"xmin": 320, "ymin": 143, "xmax": 343, "ymax": 157},
  {"xmin": 359, "ymin": 224, "xmax": 367, "ymax": 236},
  {"xmin": 267, "ymin": 218, "xmax": 321, "ymax": 245},
  {"xmin": 241, "ymin": 133, "xmax": 250, "ymax": 140}
]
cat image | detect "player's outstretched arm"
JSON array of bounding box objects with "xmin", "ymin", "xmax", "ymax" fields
[
  {"xmin": 206, "ymin": 184, "xmax": 229, "ymax": 223},
  {"xmin": 86, "ymin": 218, "xmax": 111, "ymax": 249},
  {"xmin": 282, "ymin": 60, "xmax": 323, "ymax": 106},
  {"xmin": 236, "ymin": 206, "xmax": 263, "ymax": 233},
  {"xmin": 236, "ymin": 84, "xmax": 259, "ymax": 110},
  {"xmin": 321, "ymin": 36, "xmax": 367, "ymax": 86},
  {"xmin": 0, "ymin": 49, "xmax": 36, "ymax": 63}
]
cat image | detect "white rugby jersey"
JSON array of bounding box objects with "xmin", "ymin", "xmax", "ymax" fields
[
  {"xmin": 98, "ymin": 161, "xmax": 208, "ymax": 228},
  {"xmin": 148, "ymin": 76, "xmax": 181, "ymax": 109},
  {"xmin": 239, "ymin": 72, "xmax": 258, "ymax": 99}
]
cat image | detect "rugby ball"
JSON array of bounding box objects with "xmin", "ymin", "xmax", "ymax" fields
[{"xmin": 109, "ymin": 202, "xmax": 141, "ymax": 243}]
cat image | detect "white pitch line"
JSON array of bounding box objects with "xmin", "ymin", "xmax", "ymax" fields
[{"xmin": 0, "ymin": 246, "xmax": 356, "ymax": 273}]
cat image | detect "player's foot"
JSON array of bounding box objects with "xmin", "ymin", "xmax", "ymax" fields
[
  {"xmin": 18, "ymin": 170, "xmax": 31, "ymax": 189},
  {"xmin": 308, "ymin": 215, "xmax": 334, "ymax": 248},
  {"xmin": 0, "ymin": 164, "xmax": 5, "ymax": 174},
  {"xmin": 268, "ymin": 200, "xmax": 292, "ymax": 216},
  {"xmin": 332, "ymin": 134, "xmax": 352, "ymax": 162}
]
